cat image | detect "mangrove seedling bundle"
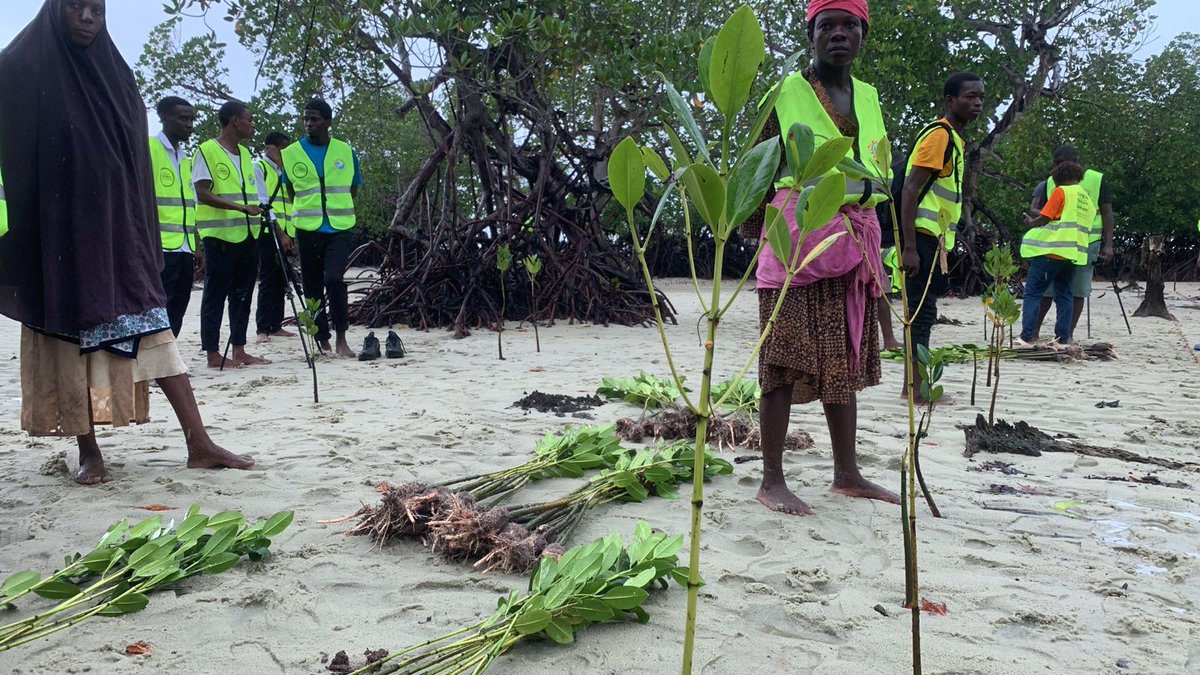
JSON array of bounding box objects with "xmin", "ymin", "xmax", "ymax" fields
[
  {"xmin": 0, "ymin": 507, "xmax": 294, "ymax": 652},
  {"xmin": 615, "ymin": 403, "xmax": 814, "ymax": 453},
  {"xmin": 337, "ymin": 521, "xmax": 687, "ymax": 675}
]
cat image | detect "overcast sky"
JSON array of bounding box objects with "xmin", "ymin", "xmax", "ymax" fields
[{"xmin": 1, "ymin": 0, "xmax": 1196, "ymax": 105}]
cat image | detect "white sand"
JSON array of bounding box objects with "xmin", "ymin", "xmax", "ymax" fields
[{"xmin": 2, "ymin": 277, "xmax": 1199, "ymax": 674}]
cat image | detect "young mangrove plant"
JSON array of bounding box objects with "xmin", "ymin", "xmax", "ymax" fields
[
  {"xmin": 340, "ymin": 521, "xmax": 686, "ymax": 675},
  {"xmin": 298, "ymin": 297, "xmax": 323, "ymax": 402},
  {"xmin": 0, "ymin": 507, "xmax": 294, "ymax": 652},
  {"xmin": 496, "ymin": 244, "xmax": 513, "ymax": 360},
  {"xmin": 596, "ymin": 372, "xmax": 688, "ymax": 413},
  {"xmin": 607, "ymin": 6, "xmax": 862, "ymax": 670},
  {"xmin": 982, "ymin": 245, "xmax": 1021, "ymax": 426},
  {"xmin": 524, "ymin": 254, "xmax": 543, "ymax": 352}
]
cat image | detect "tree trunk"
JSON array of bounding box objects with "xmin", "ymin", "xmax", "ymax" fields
[{"xmin": 1132, "ymin": 235, "xmax": 1174, "ymax": 320}]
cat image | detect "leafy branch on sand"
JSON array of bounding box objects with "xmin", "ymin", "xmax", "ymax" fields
[
  {"xmin": 0, "ymin": 507, "xmax": 294, "ymax": 652},
  {"xmin": 596, "ymin": 372, "xmax": 689, "ymax": 413},
  {"xmin": 347, "ymin": 442, "xmax": 732, "ymax": 573},
  {"xmin": 336, "ymin": 522, "xmax": 687, "ymax": 675}
]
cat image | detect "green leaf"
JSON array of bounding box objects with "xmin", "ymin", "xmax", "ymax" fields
[
  {"xmin": 127, "ymin": 539, "xmax": 173, "ymax": 570},
  {"xmin": 608, "ymin": 136, "xmax": 646, "ymax": 213},
  {"xmin": 784, "ymin": 123, "xmax": 815, "ymax": 182},
  {"xmin": 623, "ymin": 481, "xmax": 650, "ymax": 502},
  {"xmin": 33, "ymin": 580, "xmax": 82, "ymax": 600},
  {"xmin": 601, "ymin": 585, "xmax": 649, "ymax": 610},
  {"xmin": 200, "ymin": 551, "xmax": 242, "ymax": 575},
  {"xmin": 97, "ymin": 592, "xmax": 150, "ymax": 616},
  {"xmin": 707, "ymin": 5, "xmax": 765, "ymax": 118},
  {"xmin": 652, "ymin": 534, "xmax": 685, "ymax": 560},
  {"xmin": 572, "ymin": 598, "xmax": 614, "ymax": 622},
  {"xmin": 199, "ymin": 525, "xmax": 239, "ymax": 558},
  {"xmin": 174, "ymin": 514, "xmax": 210, "ymax": 543},
  {"xmin": 697, "ymin": 36, "xmax": 714, "ymax": 101},
  {"xmin": 80, "ymin": 548, "xmax": 122, "ymax": 574},
  {"xmin": 127, "ymin": 516, "xmax": 163, "ymax": 540},
  {"xmin": 799, "ymin": 174, "xmax": 845, "ymax": 235},
  {"xmin": 795, "ymin": 231, "xmax": 847, "ymax": 273},
  {"xmin": 801, "ymin": 136, "xmax": 854, "ymax": 183},
  {"xmin": 640, "ymin": 146, "xmax": 670, "ymax": 182},
  {"xmin": 259, "ymin": 511, "xmax": 294, "ymax": 538},
  {"xmin": 624, "ymin": 567, "xmax": 657, "ymax": 589},
  {"xmin": 663, "ymin": 124, "xmax": 693, "ymax": 169},
  {"xmin": 738, "ymin": 50, "xmax": 802, "ymax": 160},
  {"xmin": 726, "ymin": 137, "xmax": 781, "ymax": 231},
  {"xmin": 660, "ymin": 76, "xmax": 711, "ymax": 165},
  {"xmin": 497, "ymin": 244, "xmax": 513, "ymax": 273},
  {"xmin": 680, "ymin": 163, "xmax": 725, "ymax": 230},
  {"xmin": 207, "ymin": 511, "xmax": 245, "ymax": 531},
  {"xmin": 765, "ymin": 203, "xmax": 792, "ymax": 267},
  {"xmin": 2, "ymin": 571, "xmax": 41, "ymax": 599},
  {"xmin": 545, "ymin": 617, "xmax": 575, "ymax": 644},
  {"xmin": 97, "ymin": 520, "xmax": 129, "ymax": 548},
  {"xmin": 512, "ymin": 608, "xmax": 553, "ymax": 635}
]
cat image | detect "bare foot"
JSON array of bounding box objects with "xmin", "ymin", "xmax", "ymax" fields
[
  {"xmin": 75, "ymin": 458, "xmax": 113, "ymax": 485},
  {"xmin": 186, "ymin": 439, "xmax": 255, "ymax": 470},
  {"xmin": 271, "ymin": 328, "xmax": 296, "ymax": 337},
  {"xmin": 207, "ymin": 352, "xmax": 244, "ymax": 369},
  {"xmin": 255, "ymin": 333, "xmax": 271, "ymax": 344},
  {"xmin": 883, "ymin": 339, "xmax": 904, "ymax": 351},
  {"xmin": 318, "ymin": 339, "xmax": 333, "ymax": 353},
  {"xmin": 335, "ymin": 341, "xmax": 355, "ymax": 359},
  {"xmin": 756, "ymin": 483, "xmax": 816, "ymax": 516},
  {"xmin": 233, "ymin": 350, "xmax": 272, "ymax": 366},
  {"xmin": 830, "ymin": 476, "xmax": 901, "ymax": 504}
]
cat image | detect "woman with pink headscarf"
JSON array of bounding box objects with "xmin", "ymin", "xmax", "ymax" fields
[{"xmin": 750, "ymin": 0, "xmax": 899, "ymax": 515}]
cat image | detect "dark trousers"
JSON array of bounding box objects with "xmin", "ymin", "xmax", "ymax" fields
[
  {"xmin": 200, "ymin": 237, "xmax": 259, "ymax": 353},
  {"xmin": 297, "ymin": 229, "xmax": 354, "ymax": 342},
  {"xmin": 903, "ymin": 231, "xmax": 945, "ymax": 350},
  {"xmin": 160, "ymin": 251, "xmax": 195, "ymax": 338},
  {"xmin": 256, "ymin": 233, "xmax": 288, "ymax": 335},
  {"xmin": 1021, "ymin": 257, "xmax": 1075, "ymax": 343}
]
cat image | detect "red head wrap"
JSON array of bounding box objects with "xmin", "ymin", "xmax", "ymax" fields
[{"xmin": 805, "ymin": 0, "xmax": 870, "ymax": 24}]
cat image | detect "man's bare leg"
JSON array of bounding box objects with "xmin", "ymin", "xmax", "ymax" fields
[
  {"xmin": 334, "ymin": 330, "xmax": 355, "ymax": 359},
  {"xmin": 826, "ymin": 397, "xmax": 900, "ymax": 503},
  {"xmin": 232, "ymin": 345, "xmax": 271, "ymax": 366},
  {"xmin": 156, "ymin": 374, "xmax": 255, "ymax": 470},
  {"xmin": 1031, "ymin": 296, "xmax": 1053, "ymax": 341},
  {"xmin": 1068, "ymin": 296, "xmax": 1085, "ymax": 342},
  {"xmin": 878, "ymin": 296, "xmax": 903, "ymax": 351},
  {"xmin": 75, "ymin": 431, "xmax": 112, "ymax": 485},
  {"xmin": 206, "ymin": 351, "xmax": 244, "ymax": 369},
  {"xmin": 756, "ymin": 386, "xmax": 815, "ymax": 515}
]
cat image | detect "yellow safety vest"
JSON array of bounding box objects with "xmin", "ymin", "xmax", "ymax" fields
[
  {"xmin": 194, "ymin": 139, "xmax": 259, "ymax": 244},
  {"xmin": 148, "ymin": 138, "xmax": 197, "ymax": 251},
  {"xmin": 1047, "ymin": 169, "xmax": 1103, "ymax": 244},
  {"xmin": 0, "ymin": 160, "xmax": 7, "ymax": 238},
  {"xmin": 258, "ymin": 159, "xmax": 293, "ymax": 237},
  {"xmin": 281, "ymin": 139, "xmax": 357, "ymax": 232},
  {"xmin": 771, "ymin": 73, "xmax": 888, "ymax": 208},
  {"xmin": 1020, "ymin": 184, "xmax": 1095, "ymax": 266},
  {"xmin": 905, "ymin": 122, "xmax": 964, "ymax": 251}
]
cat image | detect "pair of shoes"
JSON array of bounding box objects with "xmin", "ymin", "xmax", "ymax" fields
[
  {"xmin": 385, "ymin": 330, "xmax": 406, "ymax": 359},
  {"xmin": 359, "ymin": 332, "xmax": 381, "ymax": 361}
]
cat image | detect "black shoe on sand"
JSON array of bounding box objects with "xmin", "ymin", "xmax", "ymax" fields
[
  {"xmin": 385, "ymin": 330, "xmax": 406, "ymax": 359},
  {"xmin": 359, "ymin": 332, "xmax": 381, "ymax": 361}
]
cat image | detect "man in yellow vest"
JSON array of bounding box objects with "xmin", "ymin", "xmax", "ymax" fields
[
  {"xmin": 282, "ymin": 99, "xmax": 363, "ymax": 359},
  {"xmin": 193, "ymin": 100, "xmax": 271, "ymax": 369},
  {"xmin": 150, "ymin": 96, "xmax": 199, "ymax": 338},
  {"xmin": 1019, "ymin": 160, "xmax": 1095, "ymax": 344},
  {"xmin": 255, "ymin": 131, "xmax": 296, "ymax": 343},
  {"xmin": 0, "ymin": 158, "xmax": 7, "ymax": 239},
  {"xmin": 1028, "ymin": 146, "xmax": 1115, "ymax": 342},
  {"xmin": 899, "ymin": 71, "xmax": 984, "ymax": 402}
]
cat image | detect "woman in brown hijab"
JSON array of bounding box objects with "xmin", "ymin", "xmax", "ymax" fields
[{"xmin": 0, "ymin": 0, "xmax": 254, "ymax": 484}]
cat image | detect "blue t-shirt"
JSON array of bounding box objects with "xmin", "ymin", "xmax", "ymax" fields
[{"xmin": 282, "ymin": 137, "xmax": 363, "ymax": 233}]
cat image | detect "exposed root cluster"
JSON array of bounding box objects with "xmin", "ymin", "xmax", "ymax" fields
[{"xmin": 614, "ymin": 405, "xmax": 813, "ymax": 453}]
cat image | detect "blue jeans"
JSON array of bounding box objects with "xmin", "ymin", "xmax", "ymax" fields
[{"xmin": 1021, "ymin": 257, "xmax": 1075, "ymax": 343}]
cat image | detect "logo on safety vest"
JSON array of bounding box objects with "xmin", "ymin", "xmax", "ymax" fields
[
  {"xmin": 215, "ymin": 163, "xmax": 231, "ymax": 180},
  {"xmin": 292, "ymin": 162, "xmax": 310, "ymax": 179},
  {"xmin": 159, "ymin": 168, "xmax": 176, "ymax": 188},
  {"xmin": 334, "ymin": 159, "xmax": 346, "ymax": 171}
]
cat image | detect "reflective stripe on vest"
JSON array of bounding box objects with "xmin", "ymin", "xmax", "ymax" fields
[
  {"xmin": 770, "ymin": 74, "xmax": 888, "ymax": 209},
  {"xmin": 905, "ymin": 122, "xmax": 964, "ymax": 251},
  {"xmin": 281, "ymin": 139, "xmax": 357, "ymax": 232},
  {"xmin": 1047, "ymin": 169, "xmax": 1103, "ymax": 243},
  {"xmin": 258, "ymin": 159, "xmax": 294, "ymax": 237},
  {"xmin": 0, "ymin": 162, "xmax": 8, "ymax": 238},
  {"xmin": 149, "ymin": 138, "xmax": 197, "ymax": 251},
  {"xmin": 194, "ymin": 139, "xmax": 258, "ymax": 243},
  {"xmin": 1020, "ymin": 184, "xmax": 1095, "ymax": 266}
]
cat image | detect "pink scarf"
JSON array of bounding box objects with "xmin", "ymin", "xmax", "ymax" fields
[{"xmin": 755, "ymin": 192, "xmax": 885, "ymax": 374}]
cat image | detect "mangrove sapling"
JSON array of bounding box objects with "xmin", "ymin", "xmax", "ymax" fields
[
  {"xmin": 496, "ymin": 244, "xmax": 513, "ymax": 360},
  {"xmin": 596, "ymin": 372, "xmax": 688, "ymax": 413},
  {"xmin": 982, "ymin": 246, "xmax": 1021, "ymax": 427},
  {"xmin": 298, "ymin": 297, "xmax": 323, "ymax": 402},
  {"xmin": 607, "ymin": 6, "xmax": 863, "ymax": 670},
  {"xmin": 524, "ymin": 254, "xmax": 543, "ymax": 352},
  {"xmin": 343, "ymin": 522, "xmax": 688, "ymax": 675},
  {"xmin": 0, "ymin": 507, "xmax": 294, "ymax": 652}
]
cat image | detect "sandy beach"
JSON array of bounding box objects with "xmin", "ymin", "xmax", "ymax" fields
[{"xmin": 2, "ymin": 277, "xmax": 1199, "ymax": 674}]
